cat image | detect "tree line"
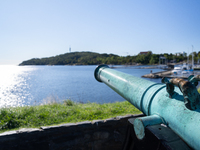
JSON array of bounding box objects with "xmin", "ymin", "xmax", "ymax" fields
[{"xmin": 19, "ymin": 51, "xmax": 200, "ymax": 66}]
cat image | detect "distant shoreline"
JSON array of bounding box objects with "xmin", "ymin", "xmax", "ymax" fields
[{"xmin": 19, "ymin": 51, "xmax": 188, "ymax": 66}]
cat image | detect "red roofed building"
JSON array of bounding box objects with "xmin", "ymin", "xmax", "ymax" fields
[{"xmin": 139, "ymin": 51, "xmax": 152, "ymax": 55}]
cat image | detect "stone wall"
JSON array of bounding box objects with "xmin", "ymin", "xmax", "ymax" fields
[{"xmin": 0, "ymin": 114, "xmax": 143, "ymax": 150}]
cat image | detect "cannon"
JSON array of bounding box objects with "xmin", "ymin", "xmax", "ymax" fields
[{"xmin": 94, "ymin": 64, "xmax": 200, "ymax": 150}]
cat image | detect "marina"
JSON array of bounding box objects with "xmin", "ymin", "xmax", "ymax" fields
[
  {"xmin": 142, "ymin": 68, "xmax": 200, "ymax": 79},
  {"xmin": 142, "ymin": 63, "xmax": 200, "ymax": 79}
]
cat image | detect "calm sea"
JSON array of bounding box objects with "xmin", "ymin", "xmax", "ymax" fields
[{"xmin": 0, "ymin": 65, "xmax": 163, "ymax": 107}]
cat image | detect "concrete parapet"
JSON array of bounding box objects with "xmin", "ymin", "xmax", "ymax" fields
[{"xmin": 0, "ymin": 114, "xmax": 143, "ymax": 150}]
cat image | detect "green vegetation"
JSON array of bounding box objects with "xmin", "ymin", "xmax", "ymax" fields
[
  {"xmin": 19, "ymin": 52, "xmax": 121, "ymax": 65},
  {"xmin": 198, "ymin": 87, "xmax": 200, "ymax": 93},
  {"xmin": 0, "ymin": 100, "xmax": 141, "ymax": 133},
  {"xmin": 19, "ymin": 51, "xmax": 199, "ymax": 66}
]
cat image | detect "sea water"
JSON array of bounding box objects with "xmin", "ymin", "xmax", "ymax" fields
[{"xmin": 0, "ymin": 65, "xmax": 163, "ymax": 107}]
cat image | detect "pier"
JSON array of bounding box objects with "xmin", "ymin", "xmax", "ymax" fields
[
  {"xmin": 142, "ymin": 70, "xmax": 174, "ymax": 78},
  {"xmin": 142, "ymin": 70, "xmax": 200, "ymax": 79}
]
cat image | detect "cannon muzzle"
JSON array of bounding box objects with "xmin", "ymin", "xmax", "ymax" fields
[{"xmin": 94, "ymin": 64, "xmax": 200, "ymax": 149}]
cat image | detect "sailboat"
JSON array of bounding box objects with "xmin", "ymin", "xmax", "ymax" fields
[
  {"xmin": 181, "ymin": 63, "xmax": 193, "ymax": 74},
  {"xmin": 193, "ymin": 56, "xmax": 200, "ymax": 70},
  {"xmin": 171, "ymin": 63, "xmax": 193, "ymax": 75},
  {"xmin": 172, "ymin": 47, "xmax": 194, "ymax": 75}
]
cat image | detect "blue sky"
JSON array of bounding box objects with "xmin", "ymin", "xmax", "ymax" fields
[{"xmin": 1, "ymin": 0, "xmax": 200, "ymax": 65}]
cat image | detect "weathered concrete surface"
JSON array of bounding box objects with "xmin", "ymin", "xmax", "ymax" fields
[
  {"xmin": 142, "ymin": 70, "xmax": 172, "ymax": 78},
  {"xmin": 0, "ymin": 114, "xmax": 143, "ymax": 150},
  {"xmin": 124, "ymin": 118, "xmax": 191, "ymax": 150}
]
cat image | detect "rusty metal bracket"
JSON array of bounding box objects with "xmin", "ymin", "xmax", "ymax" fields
[
  {"xmin": 161, "ymin": 77, "xmax": 175, "ymax": 98},
  {"xmin": 188, "ymin": 75, "xmax": 200, "ymax": 86},
  {"xmin": 163, "ymin": 77, "xmax": 200, "ymax": 110}
]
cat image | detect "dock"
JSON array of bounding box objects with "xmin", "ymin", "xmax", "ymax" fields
[
  {"xmin": 142, "ymin": 70, "xmax": 200, "ymax": 79},
  {"xmin": 142, "ymin": 70, "xmax": 174, "ymax": 78}
]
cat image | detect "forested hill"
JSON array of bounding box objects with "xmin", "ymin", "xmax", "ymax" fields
[
  {"xmin": 19, "ymin": 51, "xmax": 188, "ymax": 66},
  {"xmin": 19, "ymin": 52, "xmax": 123, "ymax": 65}
]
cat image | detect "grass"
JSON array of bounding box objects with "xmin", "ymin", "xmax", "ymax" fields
[
  {"xmin": 0, "ymin": 100, "xmax": 141, "ymax": 133},
  {"xmin": 1, "ymin": 86, "xmax": 199, "ymax": 133},
  {"xmin": 198, "ymin": 87, "xmax": 200, "ymax": 93}
]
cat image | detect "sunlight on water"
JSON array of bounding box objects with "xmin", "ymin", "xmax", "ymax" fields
[
  {"xmin": 0, "ymin": 65, "xmax": 35, "ymax": 107},
  {"xmin": 0, "ymin": 65, "xmax": 163, "ymax": 108}
]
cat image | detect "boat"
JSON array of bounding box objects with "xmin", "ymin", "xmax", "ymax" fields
[
  {"xmin": 172, "ymin": 46, "xmax": 194, "ymax": 75},
  {"xmin": 171, "ymin": 66, "xmax": 182, "ymax": 75},
  {"xmin": 171, "ymin": 63, "xmax": 193, "ymax": 75},
  {"xmin": 193, "ymin": 65, "xmax": 200, "ymax": 70}
]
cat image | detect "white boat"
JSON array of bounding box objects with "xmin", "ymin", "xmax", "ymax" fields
[
  {"xmin": 182, "ymin": 69, "xmax": 193, "ymax": 74},
  {"xmin": 172, "ymin": 46, "xmax": 194, "ymax": 75},
  {"xmin": 171, "ymin": 63, "xmax": 193, "ymax": 75},
  {"xmin": 171, "ymin": 66, "xmax": 182, "ymax": 75}
]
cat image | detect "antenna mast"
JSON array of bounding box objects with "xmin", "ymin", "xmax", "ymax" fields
[{"xmin": 69, "ymin": 46, "xmax": 71, "ymax": 53}]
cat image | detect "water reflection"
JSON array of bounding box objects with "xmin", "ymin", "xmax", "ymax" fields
[
  {"xmin": 0, "ymin": 66, "xmax": 35, "ymax": 107},
  {"xmin": 0, "ymin": 65, "xmax": 162, "ymax": 108}
]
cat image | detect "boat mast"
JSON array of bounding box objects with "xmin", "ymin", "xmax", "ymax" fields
[
  {"xmin": 187, "ymin": 49, "xmax": 189, "ymax": 69},
  {"xmin": 187, "ymin": 49, "xmax": 189, "ymax": 65},
  {"xmin": 192, "ymin": 45, "xmax": 194, "ymax": 69}
]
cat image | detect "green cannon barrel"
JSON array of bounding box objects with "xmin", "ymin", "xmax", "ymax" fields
[{"xmin": 94, "ymin": 65, "xmax": 200, "ymax": 149}]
